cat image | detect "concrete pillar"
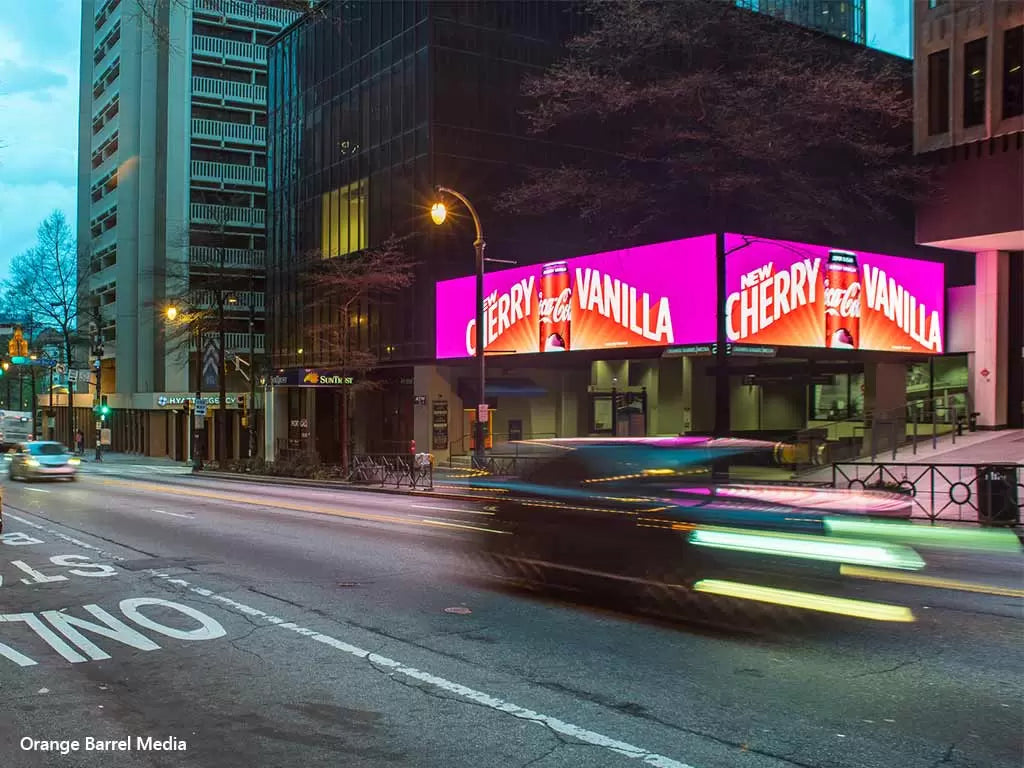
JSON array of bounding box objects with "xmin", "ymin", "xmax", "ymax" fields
[
  {"xmin": 862, "ymin": 362, "xmax": 907, "ymax": 456},
  {"xmin": 974, "ymin": 251, "xmax": 1009, "ymax": 427}
]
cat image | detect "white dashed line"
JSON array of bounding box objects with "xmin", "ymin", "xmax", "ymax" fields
[
  {"xmin": 24, "ymin": 487, "xmax": 51, "ymax": 493},
  {"xmin": 152, "ymin": 509, "xmax": 191, "ymax": 519},
  {"xmin": 146, "ymin": 570, "xmax": 694, "ymax": 768}
]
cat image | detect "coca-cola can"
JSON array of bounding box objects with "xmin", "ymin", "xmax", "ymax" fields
[
  {"xmin": 538, "ymin": 261, "xmax": 571, "ymax": 352},
  {"xmin": 823, "ymin": 249, "xmax": 861, "ymax": 349}
]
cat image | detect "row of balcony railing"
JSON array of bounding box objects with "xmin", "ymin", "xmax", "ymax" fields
[
  {"xmin": 190, "ymin": 203, "xmax": 265, "ymax": 227},
  {"xmin": 189, "ymin": 246, "xmax": 265, "ymax": 269},
  {"xmin": 192, "ymin": 118, "xmax": 266, "ymax": 147},
  {"xmin": 193, "ymin": 34, "xmax": 267, "ymax": 65},
  {"xmin": 192, "ymin": 76, "xmax": 267, "ymax": 105},
  {"xmin": 191, "ymin": 160, "xmax": 266, "ymax": 187},
  {"xmin": 188, "ymin": 333, "xmax": 266, "ymax": 353},
  {"xmin": 194, "ymin": 0, "xmax": 299, "ymax": 28},
  {"xmin": 193, "ymin": 290, "xmax": 266, "ymax": 312}
]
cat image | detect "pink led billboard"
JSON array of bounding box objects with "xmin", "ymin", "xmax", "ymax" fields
[
  {"xmin": 435, "ymin": 235, "xmax": 717, "ymax": 358},
  {"xmin": 724, "ymin": 234, "xmax": 945, "ymax": 354}
]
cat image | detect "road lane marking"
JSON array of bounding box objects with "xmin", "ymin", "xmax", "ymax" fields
[
  {"xmin": 418, "ymin": 518, "xmax": 509, "ymax": 534},
  {"xmin": 840, "ymin": 564, "xmax": 1024, "ymax": 598},
  {"xmin": 95, "ymin": 478, "xmax": 463, "ymax": 533},
  {"xmin": 152, "ymin": 509, "xmax": 191, "ymax": 519},
  {"xmin": 5, "ymin": 513, "xmax": 124, "ymax": 561},
  {"xmin": 24, "ymin": 487, "xmax": 50, "ymax": 493},
  {"xmin": 146, "ymin": 571, "xmax": 695, "ymax": 768},
  {"xmin": 410, "ymin": 504, "xmax": 494, "ymax": 515}
]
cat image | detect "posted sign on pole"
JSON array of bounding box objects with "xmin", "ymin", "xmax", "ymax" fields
[
  {"xmin": 195, "ymin": 398, "xmax": 208, "ymax": 417},
  {"xmin": 477, "ymin": 403, "xmax": 488, "ymax": 422}
]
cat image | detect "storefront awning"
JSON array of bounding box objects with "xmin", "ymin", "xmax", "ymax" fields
[{"xmin": 458, "ymin": 377, "xmax": 546, "ymax": 401}]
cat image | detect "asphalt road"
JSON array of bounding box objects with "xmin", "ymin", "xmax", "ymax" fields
[{"xmin": 0, "ymin": 464, "xmax": 1021, "ymax": 768}]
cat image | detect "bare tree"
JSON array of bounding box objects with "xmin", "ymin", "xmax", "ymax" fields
[
  {"xmin": 501, "ymin": 0, "xmax": 928, "ymax": 245},
  {"xmin": 302, "ymin": 237, "xmax": 417, "ymax": 473},
  {"xmin": 3, "ymin": 211, "xmax": 90, "ymax": 443}
]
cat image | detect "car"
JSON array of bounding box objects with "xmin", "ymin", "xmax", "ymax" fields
[
  {"xmin": 462, "ymin": 438, "xmax": 922, "ymax": 626},
  {"xmin": 8, "ymin": 441, "xmax": 80, "ymax": 482}
]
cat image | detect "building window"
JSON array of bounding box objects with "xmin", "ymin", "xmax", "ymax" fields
[
  {"xmin": 927, "ymin": 49, "xmax": 950, "ymax": 135},
  {"xmin": 320, "ymin": 178, "xmax": 368, "ymax": 258},
  {"xmin": 963, "ymin": 37, "xmax": 987, "ymax": 128},
  {"xmin": 1004, "ymin": 26, "xmax": 1024, "ymax": 119}
]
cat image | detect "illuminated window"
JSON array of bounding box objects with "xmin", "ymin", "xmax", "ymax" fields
[{"xmin": 320, "ymin": 178, "xmax": 368, "ymax": 258}]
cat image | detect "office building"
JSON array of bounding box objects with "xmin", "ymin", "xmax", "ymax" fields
[
  {"xmin": 77, "ymin": 0, "xmax": 302, "ymax": 457},
  {"xmin": 736, "ymin": 0, "xmax": 867, "ymax": 44},
  {"xmin": 913, "ymin": 0, "xmax": 1024, "ymax": 427}
]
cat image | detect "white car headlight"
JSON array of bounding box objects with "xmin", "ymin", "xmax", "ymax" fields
[
  {"xmin": 69, "ymin": 457, "xmax": 81, "ymax": 465},
  {"xmin": 26, "ymin": 458, "xmax": 40, "ymax": 467}
]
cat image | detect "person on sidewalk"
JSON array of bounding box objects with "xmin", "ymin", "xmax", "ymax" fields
[{"xmin": 75, "ymin": 429, "xmax": 85, "ymax": 455}]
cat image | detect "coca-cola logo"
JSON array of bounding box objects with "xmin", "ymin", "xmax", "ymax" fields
[
  {"xmin": 823, "ymin": 281, "xmax": 861, "ymax": 319},
  {"xmin": 538, "ymin": 287, "xmax": 572, "ymax": 324}
]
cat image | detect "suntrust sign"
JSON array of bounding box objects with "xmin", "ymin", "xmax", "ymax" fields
[
  {"xmin": 724, "ymin": 235, "xmax": 945, "ymax": 354},
  {"xmin": 435, "ymin": 235, "xmax": 717, "ymax": 358}
]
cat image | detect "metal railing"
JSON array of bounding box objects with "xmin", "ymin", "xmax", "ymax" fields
[
  {"xmin": 831, "ymin": 461, "xmax": 1022, "ymax": 524},
  {"xmin": 347, "ymin": 454, "xmax": 434, "ymax": 490}
]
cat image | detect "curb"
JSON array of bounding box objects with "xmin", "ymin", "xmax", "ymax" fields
[{"xmin": 179, "ymin": 470, "xmax": 495, "ymax": 502}]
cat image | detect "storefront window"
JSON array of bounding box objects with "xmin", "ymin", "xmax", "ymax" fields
[{"xmin": 810, "ymin": 373, "xmax": 863, "ymax": 421}]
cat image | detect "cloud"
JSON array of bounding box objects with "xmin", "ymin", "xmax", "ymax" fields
[
  {"xmin": 0, "ymin": 0, "xmax": 81, "ymax": 283},
  {"xmin": 0, "ymin": 61, "xmax": 68, "ymax": 95}
]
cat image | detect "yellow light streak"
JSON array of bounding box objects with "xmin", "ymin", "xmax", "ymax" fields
[{"xmin": 693, "ymin": 579, "xmax": 915, "ymax": 622}]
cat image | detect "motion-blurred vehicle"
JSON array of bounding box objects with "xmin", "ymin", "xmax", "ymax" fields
[
  {"xmin": 8, "ymin": 441, "xmax": 80, "ymax": 482},
  {"xmin": 463, "ymin": 437, "xmax": 922, "ymax": 625},
  {"xmin": 0, "ymin": 410, "xmax": 34, "ymax": 451}
]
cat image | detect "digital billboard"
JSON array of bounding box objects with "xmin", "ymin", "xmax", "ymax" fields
[
  {"xmin": 435, "ymin": 235, "xmax": 717, "ymax": 359},
  {"xmin": 724, "ymin": 234, "xmax": 945, "ymax": 354}
]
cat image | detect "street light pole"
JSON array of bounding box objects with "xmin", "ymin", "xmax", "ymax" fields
[
  {"xmin": 194, "ymin": 321, "xmax": 204, "ymax": 471},
  {"xmin": 433, "ymin": 186, "xmax": 487, "ymax": 469},
  {"xmin": 248, "ymin": 299, "xmax": 256, "ymax": 459}
]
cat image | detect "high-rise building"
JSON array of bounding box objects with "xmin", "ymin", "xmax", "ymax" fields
[
  {"xmin": 736, "ymin": 0, "xmax": 867, "ymax": 44},
  {"xmin": 913, "ymin": 0, "xmax": 1024, "ymax": 428},
  {"xmin": 76, "ymin": 0, "xmax": 301, "ymax": 457}
]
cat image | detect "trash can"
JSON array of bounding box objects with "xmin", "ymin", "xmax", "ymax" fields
[
  {"xmin": 975, "ymin": 465, "xmax": 1020, "ymax": 526},
  {"xmin": 968, "ymin": 412, "xmax": 979, "ymax": 432}
]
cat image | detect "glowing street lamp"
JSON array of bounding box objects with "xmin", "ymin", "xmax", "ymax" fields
[{"xmin": 430, "ymin": 186, "xmax": 487, "ymax": 468}]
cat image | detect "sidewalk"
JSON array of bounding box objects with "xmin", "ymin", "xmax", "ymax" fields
[{"xmin": 77, "ymin": 452, "xmax": 187, "ymax": 466}]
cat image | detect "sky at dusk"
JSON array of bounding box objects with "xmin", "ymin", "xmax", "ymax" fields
[{"xmin": 0, "ymin": 0, "xmax": 913, "ymax": 285}]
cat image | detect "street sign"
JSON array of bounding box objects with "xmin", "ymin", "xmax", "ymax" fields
[
  {"xmin": 68, "ymin": 370, "xmax": 78, "ymax": 382},
  {"xmin": 38, "ymin": 357, "xmax": 57, "ymax": 367},
  {"xmin": 477, "ymin": 403, "xmax": 488, "ymax": 422},
  {"xmin": 94, "ymin": 359, "xmax": 101, "ymax": 370},
  {"xmin": 202, "ymin": 338, "xmax": 219, "ymax": 390},
  {"xmin": 195, "ymin": 398, "xmax": 208, "ymax": 417},
  {"xmin": 10, "ymin": 356, "xmax": 29, "ymax": 365},
  {"xmin": 56, "ymin": 363, "xmax": 67, "ymax": 374}
]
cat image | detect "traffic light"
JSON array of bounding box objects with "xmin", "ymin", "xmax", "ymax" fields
[{"xmin": 100, "ymin": 395, "xmax": 110, "ymax": 420}]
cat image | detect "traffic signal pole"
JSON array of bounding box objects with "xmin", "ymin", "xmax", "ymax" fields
[{"xmin": 94, "ymin": 357, "xmax": 102, "ymax": 462}]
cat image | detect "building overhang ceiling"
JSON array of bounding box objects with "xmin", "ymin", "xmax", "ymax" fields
[{"xmin": 919, "ymin": 230, "xmax": 1024, "ymax": 253}]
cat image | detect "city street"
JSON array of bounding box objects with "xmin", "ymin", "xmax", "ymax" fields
[{"xmin": 0, "ymin": 467, "xmax": 1020, "ymax": 768}]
